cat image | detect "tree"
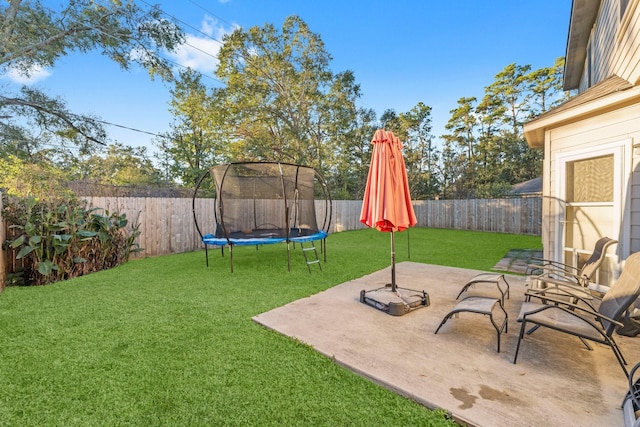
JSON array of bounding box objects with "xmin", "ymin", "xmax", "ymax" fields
[
  {"xmin": 444, "ymin": 97, "xmax": 477, "ymax": 160},
  {"xmin": 440, "ymin": 97, "xmax": 485, "ymax": 198},
  {"xmin": 212, "ymin": 15, "xmax": 360, "ymax": 177},
  {"xmin": 61, "ymin": 142, "xmax": 163, "ymax": 186},
  {"xmin": 395, "ymin": 103, "xmax": 437, "ymax": 199},
  {"xmin": 438, "ymin": 139, "xmax": 464, "ymax": 199},
  {"xmin": 527, "ymin": 56, "xmax": 566, "ymax": 116},
  {"xmin": 314, "ymin": 67, "xmax": 362, "ymax": 177},
  {"xmin": 0, "ymin": 0, "xmax": 184, "ymax": 157},
  {"xmin": 482, "ymin": 63, "xmax": 532, "ymax": 133},
  {"xmin": 0, "ymin": 154, "xmax": 71, "ymax": 200},
  {"xmin": 157, "ymin": 69, "xmax": 224, "ymax": 186},
  {"xmin": 330, "ymin": 107, "xmax": 377, "ymax": 199},
  {"xmin": 437, "ymin": 60, "xmax": 565, "ymax": 199},
  {"xmin": 479, "ymin": 63, "xmax": 546, "ymax": 191},
  {"xmin": 0, "ymin": 86, "xmax": 107, "ymax": 164}
]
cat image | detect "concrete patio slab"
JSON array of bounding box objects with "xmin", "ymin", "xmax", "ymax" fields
[{"xmin": 253, "ymin": 262, "xmax": 639, "ymax": 427}]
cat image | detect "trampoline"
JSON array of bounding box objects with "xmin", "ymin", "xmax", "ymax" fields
[{"xmin": 192, "ymin": 162, "xmax": 332, "ymax": 272}]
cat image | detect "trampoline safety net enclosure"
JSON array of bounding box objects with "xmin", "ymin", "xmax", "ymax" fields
[{"xmin": 192, "ymin": 162, "xmax": 332, "ymax": 272}]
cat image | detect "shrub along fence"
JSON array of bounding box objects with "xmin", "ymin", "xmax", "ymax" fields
[{"xmin": 1, "ymin": 196, "xmax": 541, "ymax": 288}]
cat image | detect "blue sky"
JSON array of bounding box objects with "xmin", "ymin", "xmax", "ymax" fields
[{"xmin": 4, "ymin": 0, "xmax": 573, "ymax": 156}]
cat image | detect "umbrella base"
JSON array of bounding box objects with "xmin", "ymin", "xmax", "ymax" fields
[{"xmin": 360, "ymin": 284, "xmax": 430, "ymax": 316}]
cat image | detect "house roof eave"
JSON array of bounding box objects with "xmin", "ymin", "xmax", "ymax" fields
[
  {"xmin": 524, "ymin": 81, "xmax": 640, "ymax": 148},
  {"xmin": 563, "ymin": 0, "xmax": 601, "ymax": 91}
]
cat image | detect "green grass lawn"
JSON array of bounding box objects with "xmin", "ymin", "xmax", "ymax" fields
[{"xmin": 0, "ymin": 228, "xmax": 541, "ymax": 426}]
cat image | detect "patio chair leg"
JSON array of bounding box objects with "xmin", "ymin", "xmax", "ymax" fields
[
  {"xmin": 434, "ymin": 314, "xmax": 454, "ymax": 334},
  {"xmin": 609, "ymin": 337, "xmax": 628, "ymax": 372},
  {"xmin": 513, "ymin": 320, "xmax": 528, "ymax": 364},
  {"xmin": 579, "ymin": 337, "xmax": 593, "ymax": 351},
  {"xmin": 526, "ymin": 324, "xmax": 540, "ymax": 335},
  {"xmin": 489, "ymin": 301, "xmax": 508, "ymax": 353}
]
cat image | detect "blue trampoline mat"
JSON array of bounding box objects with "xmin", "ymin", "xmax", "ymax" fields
[{"xmin": 202, "ymin": 230, "xmax": 327, "ymax": 246}]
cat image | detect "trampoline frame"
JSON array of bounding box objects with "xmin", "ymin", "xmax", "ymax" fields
[{"xmin": 192, "ymin": 162, "xmax": 332, "ymax": 272}]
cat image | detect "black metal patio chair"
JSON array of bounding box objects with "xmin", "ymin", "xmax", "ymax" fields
[
  {"xmin": 513, "ymin": 251, "xmax": 640, "ymax": 377},
  {"xmin": 527, "ymin": 236, "xmax": 617, "ymax": 300},
  {"xmin": 623, "ymin": 360, "xmax": 640, "ymax": 427}
]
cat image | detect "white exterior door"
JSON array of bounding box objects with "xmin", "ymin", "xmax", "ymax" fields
[{"xmin": 554, "ymin": 139, "xmax": 631, "ymax": 284}]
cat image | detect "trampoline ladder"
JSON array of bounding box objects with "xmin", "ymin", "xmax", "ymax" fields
[{"xmin": 300, "ymin": 241, "xmax": 322, "ymax": 273}]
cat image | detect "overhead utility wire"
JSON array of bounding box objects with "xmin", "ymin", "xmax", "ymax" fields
[
  {"xmin": 36, "ymin": 0, "xmax": 225, "ymax": 85},
  {"xmin": 139, "ymin": 0, "xmax": 227, "ymax": 45},
  {"xmin": 92, "ymin": 118, "xmax": 168, "ymax": 139},
  {"xmin": 78, "ymin": 15, "xmax": 226, "ymax": 86},
  {"xmin": 79, "ymin": 2, "xmax": 228, "ymax": 139},
  {"xmin": 86, "ymin": 0, "xmax": 226, "ymax": 85},
  {"xmin": 186, "ymin": 0, "xmax": 237, "ymax": 29},
  {"xmin": 24, "ymin": 1, "xmax": 242, "ymax": 141}
]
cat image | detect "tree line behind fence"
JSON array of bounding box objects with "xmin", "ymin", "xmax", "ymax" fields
[{"xmin": 1, "ymin": 196, "xmax": 541, "ymax": 287}]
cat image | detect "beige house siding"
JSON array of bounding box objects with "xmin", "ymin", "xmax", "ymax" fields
[
  {"xmin": 576, "ymin": 1, "xmax": 640, "ymax": 91},
  {"xmin": 579, "ymin": 40, "xmax": 589, "ymax": 92},
  {"xmin": 594, "ymin": 0, "xmax": 616, "ymax": 84},
  {"xmin": 615, "ymin": 0, "xmax": 640, "ymax": 84}
]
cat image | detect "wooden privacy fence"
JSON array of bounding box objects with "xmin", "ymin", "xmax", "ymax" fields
[
  {"xmin": 81, "ymin": 197, "xmax": 541, "ymax": 257},
  {"xmin": 330, "ymin": 198, "xmax": 542, "ymax": 235},
  {"xmin": 0, "ymin": 196, "xmax": 541, "ymax": 288}
]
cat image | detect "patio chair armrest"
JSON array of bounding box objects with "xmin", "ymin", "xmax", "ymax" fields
[
  {"xmin": 594, "ymin": 314, "xmax": 625, "ymax": 328},
  {"xmin": 528, "ymin": 259, "xmax": 579, "ymax": 275},
  {"xmin": 522, "ymin": 302, "xmax": 624, "ymax": 334},
  {"xmin": 534, "ymin": 276, "xmax": 591, "ymax": 294},
  {"xmin": 525, "ymin": 287, "xmax": 597, "ymax": 311},
  {"xmin": 534, "ymin": 267, "xmax": 583, "ymax": 282},
  {"xmin": 534, "ymin": 276, "xmax": 607, "ymax": 301},
  {"xmin": 525, "ymin": 290, "xmax": 624, "ymax": 327},
  {"xmin": 585, "ymin": 281, "xmax": 610, "ymax": 297},
  {"xmin": 523, "ymin": 294, "xmax": 622, "ymax": 326}
]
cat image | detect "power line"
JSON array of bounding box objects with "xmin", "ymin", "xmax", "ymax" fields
[
  {"xmin": 84, "ymin": 0, "xmax": 227, "ymax": 86},
  {"xmin": 140, "ymin": 0, "xmax": 227, "ymax": 45},
  {"xmin": 186, "ymin": 0, "xmax": 237, "ymax": 29},
  {"xmin": 1, "ymin": 116, "xmax": 170, "ymax": 146},
  {"xmin": 89, "ymin": 1, "xmax": 233, "ymax": 135},
  {"xmin": 3, "ymin": 2, "xmax": 237, "ymax": 147},
  {"xmin": 93, "ymin": 119, "xmax": 169, "ymax": 139},
  {"xmin": 15, "ymin": 1, "xmax": 349, "ymax": 147}
]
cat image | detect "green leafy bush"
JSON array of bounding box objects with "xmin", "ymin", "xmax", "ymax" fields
[{"xmin": 2, "ymin": 194, "xmax": 142, "ymax": 286}]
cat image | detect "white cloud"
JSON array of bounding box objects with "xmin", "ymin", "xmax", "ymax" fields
[
  {"xmin": 167, "ymin": 15, "xmax": 238, "ymax": 75},
  {"xmin": 200, "ymin": 15, "xmax": 218, "ymax": 37},
  {"xmin": 3, "ymin": 65, "xmax": 52, "ymax": 84}
]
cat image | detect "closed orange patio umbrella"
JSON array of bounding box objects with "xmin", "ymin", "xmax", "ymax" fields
[
  {"xmin": 360, "ymin": 129, "xmax": 417, "ymax": 233},
  {"xmin": 359, "ymin": 130, "xmax": 428, "ymax": 315}
]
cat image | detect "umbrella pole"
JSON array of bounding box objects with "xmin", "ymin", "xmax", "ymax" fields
[{"xmin": 390, "ymin": 231, "xmax": 396, "ymax": 292}]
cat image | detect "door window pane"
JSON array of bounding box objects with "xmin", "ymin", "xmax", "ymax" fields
[
  {"xmin": 564, "ymin": 154, "xmax": 615, "ymax": 284},
  {"xmin": 566, "ymin": 155, "xmax": 614, "ymax": 203}
]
